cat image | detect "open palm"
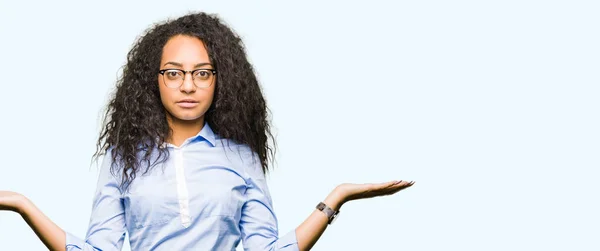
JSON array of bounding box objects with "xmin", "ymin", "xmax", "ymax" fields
[{"xmin": 337, "ymin": 180, "xmax": 415, "ymax": 203}]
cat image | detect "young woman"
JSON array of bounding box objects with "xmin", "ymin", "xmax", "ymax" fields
[{"xmin": 0, "ymin": 12, "xmax": 414, "ymax": 250}]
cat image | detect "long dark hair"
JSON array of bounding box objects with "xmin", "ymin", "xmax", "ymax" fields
[{"xmin": 94, "ymin": 12, "xmax": 275, "ymax": 190}]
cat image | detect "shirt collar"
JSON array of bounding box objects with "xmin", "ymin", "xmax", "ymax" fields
[
  {"xmin": 160, "ymin": 122, "xmax": 216, "ymax": 148},
  {"xmin": 194, "ymin": 122, "xmax": 216, "ymax": 147}
]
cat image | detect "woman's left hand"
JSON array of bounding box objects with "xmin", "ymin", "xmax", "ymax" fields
[
  {"xmin": 335, "ymin": 180, "xmax": 415, "ymax": 204},
  {"xmin": 0, "ymin": 191, "xmax": 27, "ymax": 213}
]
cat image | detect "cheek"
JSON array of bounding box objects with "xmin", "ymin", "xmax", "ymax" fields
[
  {"xmin": 203, "ymin": 91, "xmax": 216, "ymax": 111},
  {"xmin": 157, "ymin": 82, "xmax": 173, "ymax": 102},
  {"xmin": 205, "ymin": 88, "xmax": 215, "ymax": 103}
]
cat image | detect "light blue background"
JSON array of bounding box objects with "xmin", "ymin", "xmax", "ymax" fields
[{"xmin": 0, "ymin": 1, "xmax": 598, "ymax": 250}]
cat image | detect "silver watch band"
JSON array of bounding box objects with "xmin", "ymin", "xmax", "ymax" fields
[{"xmin": 316, "ymin": 202, "xmax": 340, "ymax": 224}]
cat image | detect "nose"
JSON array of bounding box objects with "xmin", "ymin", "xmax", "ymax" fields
[{"xmin": 180, "ymin": 72, "xmax": 196, "ymax": 93}]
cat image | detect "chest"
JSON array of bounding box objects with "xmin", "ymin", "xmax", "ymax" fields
[{"xmin": 121, "ymin": 149, "xmax": 248, "ymax": 229}]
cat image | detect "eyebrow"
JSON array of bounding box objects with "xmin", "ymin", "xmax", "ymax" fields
[{"xmin": 163, "ymin": 62, "xmax": 213, "ymax": 68}]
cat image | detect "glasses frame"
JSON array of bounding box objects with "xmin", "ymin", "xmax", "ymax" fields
[{"xmin": 158, "ymin": 68, "xmax": 218, "ymax": 89}]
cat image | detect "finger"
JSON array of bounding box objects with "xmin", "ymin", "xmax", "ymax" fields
[
  {"xmin": 375, "ymin": 180, "xmax": 401, "ymax": 190},
  {"xmin": 376, "ymin": 180, "xmax": 409, "ymax": 192},
  {"xmin": 373, "ymin": 183, "xmax": 408, "ymax": 196},
  {"xmin": 394, "ymin": 180, "xmax": 414, "ymax": 187},
  {"xmin": 363, "ymin": 180, "xmax": 413, "ymax": 197},
  {"xmin": 387, "ymin": 181, "xmax": 415, "ymax": 193},
  {"xmin": 386, "ymin": 180, "xmax": 401, "ymax": 185},
  {"xmin": 390, "ymin": 180, "xmax": 402, "ymax": 187}
]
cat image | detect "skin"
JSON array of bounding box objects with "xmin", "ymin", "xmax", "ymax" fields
[
  {"xmin": 0, "ymin": 35, "xmax": 415, "ymax": 251},
  {"xmin": 158, "ymin": 35, "xmax": 216, "ymax": 147}
]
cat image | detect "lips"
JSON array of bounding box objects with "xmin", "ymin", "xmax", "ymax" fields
[
  {"xmin": 177, "ymin": 99, "xmax": 199, "ymax": 104},
  {"xmin": 176, "ymin": 99, "xmax": 199, "ymax": 108}
]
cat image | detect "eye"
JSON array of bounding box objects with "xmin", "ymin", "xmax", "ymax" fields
[
  {"xmin": 194, "ymin": 70, "xmax": 211, "ymax": 80},
  {"xmin": 165, "ymin": 70, "xmax": 182, "ymax": 80}
]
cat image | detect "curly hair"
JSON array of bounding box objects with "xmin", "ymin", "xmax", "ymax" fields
[{"xmin": 93, "ymin": 12, "xmax": 275, "ymax": 190}]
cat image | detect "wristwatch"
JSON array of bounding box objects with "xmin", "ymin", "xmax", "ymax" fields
[{"xmin": 316, "ymin": 202, "xmax": 340, "ymax": 224}]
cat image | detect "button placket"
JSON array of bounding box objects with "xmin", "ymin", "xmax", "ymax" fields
[{"xmin": 174, "ymin": 148, "xmax": 192, "ymax": 228}]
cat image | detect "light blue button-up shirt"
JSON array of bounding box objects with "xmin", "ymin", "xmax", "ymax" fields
[{"xmin": 65, "ymin": 123, "xmax": 298, "ymax": 251}]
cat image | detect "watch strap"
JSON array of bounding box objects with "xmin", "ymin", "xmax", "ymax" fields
[{"xmin": 316, "ymin": 202, "xmax": 339, "ymax": 224}]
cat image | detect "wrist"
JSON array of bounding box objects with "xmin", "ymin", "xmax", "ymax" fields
[
  {"xmin": 16, "ymin": 195, "xmax": 33, "ymax": 216},
  {"xmin": 323, "ymin": 188, "xmax": 346, "ymax": 211}
]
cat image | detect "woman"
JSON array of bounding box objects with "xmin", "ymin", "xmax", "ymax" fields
[{"xmin": 0, "ymin": 12, "xmax": 414, "ymax": 250}]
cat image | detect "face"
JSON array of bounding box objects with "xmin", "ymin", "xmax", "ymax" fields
[{"xmin": 158, "ymin": 35, "xmax": 216, "ymax": 124}]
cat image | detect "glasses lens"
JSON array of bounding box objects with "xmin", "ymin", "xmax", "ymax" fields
[
  {"xmin": 193, "ymin": 70, "xmax": 214, "ymax": 88},
  {"xmin": 164, "ymin": 70, "xmax": 183, "ymax": 88}
]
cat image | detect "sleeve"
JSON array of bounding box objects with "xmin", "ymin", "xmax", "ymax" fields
[
  {"xmin": 65, "ymin": 151, "xmax": 127, "ymax": 251},
  {"xmin": 239, "ymin": 151, "xmax": 299, "ymax": 251}
]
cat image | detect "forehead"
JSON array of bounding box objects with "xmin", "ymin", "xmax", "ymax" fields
[{"xmin": 161, "ymin": 35, "xmax": 210, "ymax": 65}]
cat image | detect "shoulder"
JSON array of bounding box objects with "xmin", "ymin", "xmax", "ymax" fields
[
  {"xmin": 92, "ymin": 147, "xmax": 126, "ymax": 191},
  {"xmin": 215, "ymin": 138, "xmax": 264, "ymax": 180}
]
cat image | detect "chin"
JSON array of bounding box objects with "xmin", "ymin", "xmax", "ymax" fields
[
  {"xmin": 175, "ymin": 114, "xmax": 204, "ymax": 121},
  {"xmin": 165, "ymin": 109, "xmax": 201, "ymax": 121},
  {"xmin": 165, "ymin": 105, "xmax": 208, "ymax": 122}
]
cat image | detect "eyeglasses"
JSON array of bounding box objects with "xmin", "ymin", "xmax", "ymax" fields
[{"xmin": 158, "ymin": 68, "xmax": 217, "ymax": 89}]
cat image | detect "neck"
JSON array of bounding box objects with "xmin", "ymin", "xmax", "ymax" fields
[{"xmin": 166, "ymin": 114, "xmax": 205, "ymax": 147}]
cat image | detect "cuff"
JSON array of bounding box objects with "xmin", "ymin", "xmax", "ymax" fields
[
  {"xmin": 65, "ymin": 232, "xmax": 85, "ymax": 250},
  {"xmin": 276, "ymin": 229, "xmax": 299, "ymax": 251}
]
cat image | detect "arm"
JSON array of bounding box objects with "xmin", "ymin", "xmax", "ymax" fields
[
  {"xmin": 292, "ymin": 189, "xmax": 343, "ymax": 251},
  {"xmin": 294, "ymin": 180, "xmax": 413, "ymax": 250},
  {"xmin": 0, "ymin": 191, "xmax": 66, "ymax": 250},
  {"xmin": 0, "ymin": 152, "xmax": 127, "ymax": 251},
  {"xmin": 238, "ymin": 150, "xmax": 413, "ymax": 251},
  {"xmin": 21, "ymin": 197, "xmax": 67, "ymax": 250},
  {"xmin": 238, "ymin": 172, "xmax": 298, "ymax": 251}
]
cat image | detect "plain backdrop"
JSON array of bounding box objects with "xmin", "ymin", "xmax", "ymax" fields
[{"xmin": 0, "ymin": 1, "xmax": 598, "ymax": 250}]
